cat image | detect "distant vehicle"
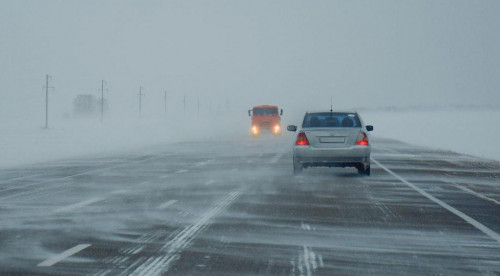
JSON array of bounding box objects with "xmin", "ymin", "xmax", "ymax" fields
[
  {"xmin": 287, "ymin": 111, "xmax": 373, "ymax": 175},
  {"xmin": 73, "ymin": 94, "xmax": 108, "ymax": 117},
  {"xmin": 248, "ymin": 105, "xmax": 283, "ymax": 136}
]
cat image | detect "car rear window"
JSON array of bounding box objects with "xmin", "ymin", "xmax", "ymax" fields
[{"xmin": 302, "ymin": 112, "xmax": 361, "ymax": 128}]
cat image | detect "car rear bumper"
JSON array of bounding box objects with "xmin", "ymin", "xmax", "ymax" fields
[{"xmin": 293, "ymin": 146, "xmax": 370, "ymax": 168}]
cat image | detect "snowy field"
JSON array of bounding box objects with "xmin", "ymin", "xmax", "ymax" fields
[
  {"xmin": 364, "ymin": 108, "xmax": 500, "ymax": 162},
  {"xmin": 0, "ymin": 108, "xmax": 499, "ymax": 169}
]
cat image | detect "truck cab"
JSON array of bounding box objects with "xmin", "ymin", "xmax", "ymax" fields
[{"xmin": 248, "ymin": 105, "xmax": 283, "ymax": 136}]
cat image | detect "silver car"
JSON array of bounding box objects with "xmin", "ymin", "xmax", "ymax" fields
[{"xmin": 287, "ymin": 111, "xmax": 373, "ymax": 175}]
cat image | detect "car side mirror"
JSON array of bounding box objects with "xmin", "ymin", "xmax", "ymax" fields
[
  {"xmin": 366, "ymin": 125, "xmax": 373, "ymax": 131},
  {"xmin": 280, "ymin": 109, "xmax": 283, "ymax": 116},
  {"xmin": 248, "ymin": 110, "xmax": 251, "ymax": 116},
  {"xmin": 287, "ymin": 125, "xmax": 297, "ymax": 132}
]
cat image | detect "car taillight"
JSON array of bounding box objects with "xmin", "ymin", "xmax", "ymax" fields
[
  {"xmin": 356, "ymin": 132, "xmax": 369, "ymax": 146},
  {"xmin": 296, "ymin": 132, "xmax": 309, "ymax": 146}
]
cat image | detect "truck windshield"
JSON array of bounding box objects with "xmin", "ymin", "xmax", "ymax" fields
[
  {"xmin": 253, "ymin": 108, "xmax": 278, "ymax": 116},
  {"xmin": 302, "ymin": 112, "xmax": 361, "ymax": 128}
]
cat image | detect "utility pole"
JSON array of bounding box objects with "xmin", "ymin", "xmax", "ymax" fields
[
  {"xmin": 183, "ymin": 95, "xmax": 186, "ymax": 116},
  {"xmin": 100, "ymin": 80, "xmax": 105, "ymax": 122},
  {"xmin": 43, "ymin": 75, "xmax": 53, "ymax": 129},
  {"xmin": 139, "ymin": 86, "xmax": 144, "ymax": 117},
  {"xmin": 197, "ymin": 98, "xmax": 200, "ymax": 117},
  {"xmin": 164, "ymin": 91, "xmax": 168, "ymax": 113}
]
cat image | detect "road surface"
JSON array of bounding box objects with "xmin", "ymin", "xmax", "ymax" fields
[{"xmin": 0, "ymin": 136, "xmax": 499, "ymax": 275}]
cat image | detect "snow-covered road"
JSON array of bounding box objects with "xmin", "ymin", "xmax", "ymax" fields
[{"xmin": 0, "ymin": 136, "xmax": 499, "ymax": 275}]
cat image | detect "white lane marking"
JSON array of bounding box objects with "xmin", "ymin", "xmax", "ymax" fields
[
  {"xmin": 269, "ymin": 153, "xmax": 284, "ymax": 164},
  {"xmin": 52, "ymin": 197, "xmax": 105, "ymax": 213},
  {"xmin": 303, "ymin": 246, "xmax": 312, "ymax": 276},
  {"xmin": 37, "ymin": 244, "xmax": 91, "ymax": 267},
  {"xmin": 175, "ymin": 169, "xmax": 188, "ymax": 174},
  {"xmin": 301, "ymin": 222, "xmax": 311, "ymax": 231},
  {"xmin": 130, "ymin": 187, "xmax": 245, "ymax": 276},
  {"xmin": 160, "ymin": 175, "xmax": 169, "ymax": 179},
  {"xmin": 130, "ymin": 246, "xmax": 145, "ymax": 255},
  {"xmin": 157, "ymin": 200, "xmax": 178, "ymax": 210},
  {"xmin": 318, "ymin": 254, "xmax": 324, "ymax": 268},
  {"xmin": 296, "ymin": 246, "xmax": 321, "ymax": 276},
  {"xmin": 451, "ymin": 183, "xmax": 500, "ymax": 205},
  {"xmin": 205, "ymin": 180, "xmax": 215, "ymax": 185},
  {"xmin": 195, "ymin": 159, "xmax": 215, "ymax": 167},
  {"xmin": 372, "ymin": 158, "xmax": 500, "ymax": 244},
  {"xmin": 290, "ymin": 260, "xmax": 296, "ymax": 276}
]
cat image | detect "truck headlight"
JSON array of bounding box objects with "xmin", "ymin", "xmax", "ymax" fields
[
  {"xmin": 273, "ymin": 125, "xmax": 281, "ymax": 134},
  {"xmin": 251, "ymin": 125, "xmax": 259, "ymax": 135}
]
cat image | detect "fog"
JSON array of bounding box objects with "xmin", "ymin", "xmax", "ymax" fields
[
  {"xmin": 2, "ymin": 3, "xmax": 500, "ymax": 274},
  {"xmin": 1, "ymin": 0, "xmax": 500, "ymax": 166}
]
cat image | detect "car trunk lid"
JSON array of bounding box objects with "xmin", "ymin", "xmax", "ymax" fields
[{"xmin": 304, "ymin": 128, "xmax": 361, "ymax": 148}]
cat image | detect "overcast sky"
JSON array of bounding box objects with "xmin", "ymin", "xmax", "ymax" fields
[{"xmin": 1, "ymin": 0, "xmax": 499, "ymax": 122}]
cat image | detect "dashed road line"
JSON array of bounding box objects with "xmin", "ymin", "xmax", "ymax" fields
[
  {"xmin": 157, "ymin": 200, "xmax": 178, "ymax": 210},
  {"xmin": 297, "ymin": 223, "xmax": 322, "ymax": 276},
  {"xmin": 195, "ymin": 159, "xmax": 215, "ymax": 167},
  {"xmin": 37, "ymin": 244, "xmax": 91, "ymax": 267},
  {"xmin": 301, "ymin": 222, "xmax": 312, "ymax": 231},
  {"xmin": 130, "ymin": 187, "xmax": 245, "ymax": 276},
  {"xmin": 52, "ymin": 197, "xmax": 105, "ymax": 213},
  {"xmin": 372, "ymin": 157, "xmax": 500, "ymax": 244},
  {"xmin": 205, "ymin": 180, "xmax": 215, "ymax": 185},
  {"xmin": 295, "ymin": 245, "xmax": 323, "ymax": 276},
  {"xmin": 175, "ymin": 169, "xmax": 189, "ymax": 174}
]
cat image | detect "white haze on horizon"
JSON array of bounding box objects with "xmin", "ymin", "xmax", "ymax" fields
[{"xmin": 1, "ymin": 0, "xmax": 499, "ymax": 124}]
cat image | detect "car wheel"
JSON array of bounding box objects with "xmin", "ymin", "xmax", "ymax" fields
[
  {"xmin": 357, "ymin": 164, "xmax": 370, "ymax": 176},
  {"xmin": 293, "ymin": 163, "xmax": 303, "ymax": 175}
]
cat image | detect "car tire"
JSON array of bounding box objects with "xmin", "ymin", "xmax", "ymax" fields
[
  {"xmin": 357, "ymin": 164, "xmax": 370, "ymax": 176},
  {"xmin": 293, "ymin": 163, "xmax": 303, "ymax": 175}
]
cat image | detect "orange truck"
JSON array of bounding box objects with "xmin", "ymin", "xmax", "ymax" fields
[{"xmin": 248, "ymin": 105, "xmax": 283, "ymax": 136}]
